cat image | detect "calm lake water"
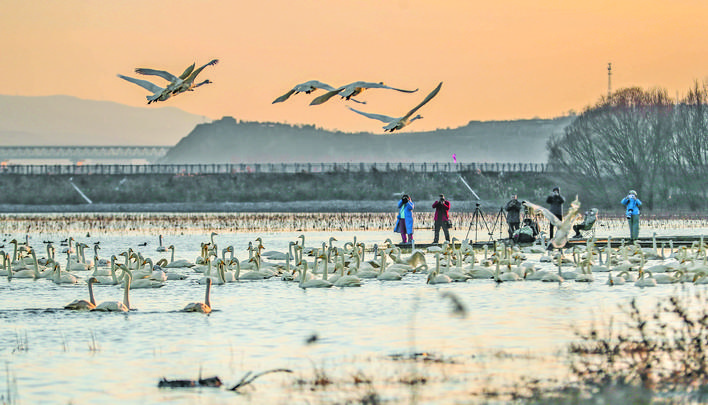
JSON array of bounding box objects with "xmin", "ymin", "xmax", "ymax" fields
[{"xmin": 1, "ymin": 225, "xmax": 705, "ymax": 404}]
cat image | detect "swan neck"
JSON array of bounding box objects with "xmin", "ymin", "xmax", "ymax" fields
[
  {"xmin": 88, "ymin": 280, "xmax": 96, "ymax": 306},
  {"xmin": 123, "ymin": 274, "xmax": 131, "ymax": 308},
  {"xmin": 205, "ymin": 279, "xmax": 212, "ymax": 308}
]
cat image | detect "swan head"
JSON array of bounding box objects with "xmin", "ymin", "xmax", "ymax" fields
[
  {"xmin": 88, "ymin": 277, "xmax": 99, "ymax": 285},
  {"xmin": 410, "ymin": 115, "xmax": 424, "ymax": 123}
]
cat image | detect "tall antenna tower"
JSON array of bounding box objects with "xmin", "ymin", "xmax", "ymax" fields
[{"xmin": 607, "ymin": 62, "xmax": 612, "ymax": 98}]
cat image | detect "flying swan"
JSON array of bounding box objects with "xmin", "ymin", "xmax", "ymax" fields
[{"xmin": 345, "ymin": 82, "xmax": 443, "ymax": 132}]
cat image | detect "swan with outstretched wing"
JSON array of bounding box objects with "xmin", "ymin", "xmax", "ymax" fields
[
  {"xmin": 117, "ymin": 74, "xmax": 172, "ymax": 104},
  {"xmin": 345, "ymin": 82, "xmax": 442, "ymax": 132},
  {"xmin": 523, "ymin": 196, "xmax": 582, "ymax": 248},
  {"xmin": 273, "ymin": 80, "xmax": 337, "ymax": 104},
  {"xmin": 310, "ymin": 81, "xmax": 418, "ymax": 105}
]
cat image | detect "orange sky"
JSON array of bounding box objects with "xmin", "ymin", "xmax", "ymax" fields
[{"xmin": 2, "ymin": 0, "xmax": 708, "ymax": 133}]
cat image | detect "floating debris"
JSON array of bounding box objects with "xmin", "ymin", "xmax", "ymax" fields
[{"xmin": 158, "ymin": 376, "xmax": 222, "ymax": 388}]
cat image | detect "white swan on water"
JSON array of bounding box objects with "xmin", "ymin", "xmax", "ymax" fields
[
  {"xmin": 53, "ymin": 263, "xmax": 79, "ymax": 284},
  {"xmin": 427, "ymin": 253, "xmax": 451, "ymax": 284},
  {"xmin": 635, "ymin": 270, "xmax": 657, "ymax": 288},
  {"xmin": 297, "ymin": 260, "xmax": 332, "ymax": 289},
  {"xmin": 93, "ymin": 272, "xmax": 131, "ymax": 312},
  {"xmin": 65, "ymin": 277, "xmax": 98, "ymax": 310},
  {"xmin": 345, "ymin": 82, "xmax": 442, "ymax": 132},
  {"xmin": 183, "ymin": 278, "xmax": 212, "ymax": 314},
  {"xmin": 156, "ymin": 235, "xmax": 167, "ymax": 252},
  {"xmin": 310, "ymin": 81, "xmax": 418, "ymax": 105},
  {"xmin": 164, "ymin": 245, "xmax": 195, "ymax": 268}
]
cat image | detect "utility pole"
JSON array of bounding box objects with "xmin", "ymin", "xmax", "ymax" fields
[{"xmin": 607, "ymin": 62, "xmax": 612, "ymax": 98}]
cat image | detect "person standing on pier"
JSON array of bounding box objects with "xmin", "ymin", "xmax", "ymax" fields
[
  {"xmin": 432, "ymin": 194, "xmax": 451, "ymax": 244},
  {"xmin": 546, "ymin": 187, "xmax": 565, "ymax": 238},
  {"xmin": 621, "ymin": 190, "xmax": 642, "ymax": 242},
  {"xmin": 505, "ymin": 194, "xmax": 522, "ymax": 239},
  {"xmin": 394, "ymin": 194, "xmax": 415, "ymax": 244}
]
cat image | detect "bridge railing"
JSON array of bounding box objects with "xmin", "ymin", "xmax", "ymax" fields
[{"xmin": 0, "ymin": 162, "xmax": 551, "ymax": 175}]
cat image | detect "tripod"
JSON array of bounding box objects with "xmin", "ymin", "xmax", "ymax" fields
[{"xmin": 465, "ymin": 203, "xmax": 507, "ymax": 242}]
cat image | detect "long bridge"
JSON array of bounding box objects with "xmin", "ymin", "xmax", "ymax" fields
[
  {"xmin": 0, "ymin": 161, "xmax": 551, "ymax": 175},
  {"xmin": 0, "ymin": 146, "xmax": 171, "ymax": 163}
]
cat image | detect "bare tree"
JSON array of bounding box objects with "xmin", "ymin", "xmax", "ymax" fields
[
  {"xmin": 671, "ymin": 81, "xmax": 708, "ymax": 208},
  {"xmin": 548, "ymin": 87, "xmax": 674, "ymax": 209}
]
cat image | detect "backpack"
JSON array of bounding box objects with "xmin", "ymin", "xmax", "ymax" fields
[{"xmin": 513, "ymin": 225, "xmax": 535, "ymax": 243}]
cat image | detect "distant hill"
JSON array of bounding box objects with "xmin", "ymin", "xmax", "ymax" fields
[
  {"xmin": 0, "ymin": 94, "xmax": 206, "ymax": 146},
  {"xmin": 162, "ymin": 116, "xmax": 573, "ymax": 164}
]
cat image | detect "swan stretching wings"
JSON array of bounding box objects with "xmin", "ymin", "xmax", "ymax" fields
[
  {"xmin": 310, "ymin": 81, "xmax": 418, "ymax": 106},
  {"xmin": 346, "ymin": 82, "xmax": 443, "ymax": 132}
]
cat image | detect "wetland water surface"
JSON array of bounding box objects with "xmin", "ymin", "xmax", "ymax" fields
[{"xmin": 1, "ymin": 225, "xmax": 706, "ymax": 404}]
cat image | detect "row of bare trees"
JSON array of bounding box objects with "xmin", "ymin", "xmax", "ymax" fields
[{"xmin": 548, "ymin": 82, "xmax": 708, "ymax": 210}]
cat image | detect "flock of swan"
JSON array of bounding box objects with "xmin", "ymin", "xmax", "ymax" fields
[
  {"xmin": 274, "ymin": 79, "xmax": 443, "ymax": 132},
  {"xmin": 4, "ymin": 230, "xmax": 708, "ymax": 317},
  {"xmin": 118, "ymin": 56, "xmax": 443, "ymax": 133}
]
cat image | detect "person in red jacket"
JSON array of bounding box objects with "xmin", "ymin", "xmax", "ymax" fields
[{"xmin": 432, "ymin": 194, "xmax": 451, "ymax": 244}]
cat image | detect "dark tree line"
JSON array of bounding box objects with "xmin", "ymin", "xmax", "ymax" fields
[{"xmin": 548, "ymin": 82, "xmax": 708, "ymax": 210}]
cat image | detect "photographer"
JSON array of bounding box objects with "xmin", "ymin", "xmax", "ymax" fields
[
  {"xmin": 546, "ymin": 186, "xmax": 565, "ymax": 238},
  {"xmin": 393, "ymin": 194, "xmax": 415, "ymax": 244},
  {"xmin": 621, "ymin": 190, "xmax": 642, "ymax": 242},
  {"xmin": 432, "ymin": 194, "xmax": 451, "ymax": 244},
  {"xmin": 504, "ymin": 194, "xmax": 523, "ymax": 239}
]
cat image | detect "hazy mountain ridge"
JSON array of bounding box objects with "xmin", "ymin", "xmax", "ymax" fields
[
  {"xmin": 0, "ymin": 95, "xmax": 573, "ymax": 163},
  {"xmin": 0, "ymin": 94, "xmax": 206, "ymax": 146},
  {"xmin": 163, "ymin": 116, "xmax": 573, "ymax": 164}
]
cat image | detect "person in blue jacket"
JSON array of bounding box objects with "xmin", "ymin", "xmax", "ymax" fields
[
  {"xmin": 621, "ymin": 189, "xmax": 642, "ymax": 241},
  {"xmin": 394, "ymin": 194, "xmax": 415, "ymax": 244}
]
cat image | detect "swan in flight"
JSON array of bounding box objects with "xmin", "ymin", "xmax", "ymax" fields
[
  {"xmin": 273, "ymin": 80, "xmax": 337, "ymax": 104},
  {"xmin": 310, "ymin": 81, "xmax": 418, "ymax": 106},
  {"xmin": 137, "ymin": 59, "xmax": 219, "ymax": 95},
  {"xmin": 345, "ymin": 82, "xmax": 443, "ymax": 132},
  {"xmin": 117, "ymin": 74, "xmax": 173, "ymax": 104},
  {"xmin": 183, "ymin": 278, "xmax": 212, "ymax": 314},
  {"xmin": 133, "ymin": 62, "xmax": 196, "ymax": 94},
  {"xmin": 65, "ymin": 277, "xmax": 98, "ymax": 310}
]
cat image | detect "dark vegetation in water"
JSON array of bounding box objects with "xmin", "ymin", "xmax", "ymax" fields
[{"xmin": 514, "ymin": 291, "xmax": 708, "ymax": 404}]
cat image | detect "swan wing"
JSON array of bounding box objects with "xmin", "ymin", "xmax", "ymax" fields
[
  {"xmin": 179, "ymin": 63, "xmax": 196, "ymax": 80},
  {"xmin": 185, "ymin": 59, "xmax": 219, "ymax": 82},
  {"xmin": 272, "ymin": 89, "xmax": 296, "ymax": 104},
  {"xmin": 522, "ymin": 201, "xmax": 562, "ymax": 227},
  {"xmin": 346, "ymin": 106, "xmax": 395, "ymax": 123},
  {"xmin": 295, "ymin": 80, "xmax": 336, "ymax": 92},
  {"xmin": 310, "ymin": 88, "xmax": 342, "ymax": 105},
  {"xmin": 117, "ymin": 75, "xmax": 164, "ymax": 93},
  {"xmin": 401, "ymin": 82, "xmax": 442, "ymax": 120},
  {"xmin": 358, "ymin": 81, "xmax": 419, "ymax": 93},
  {"xmin": 134, "ymin": 68, "xmax": 180, "ymax": 83}
]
